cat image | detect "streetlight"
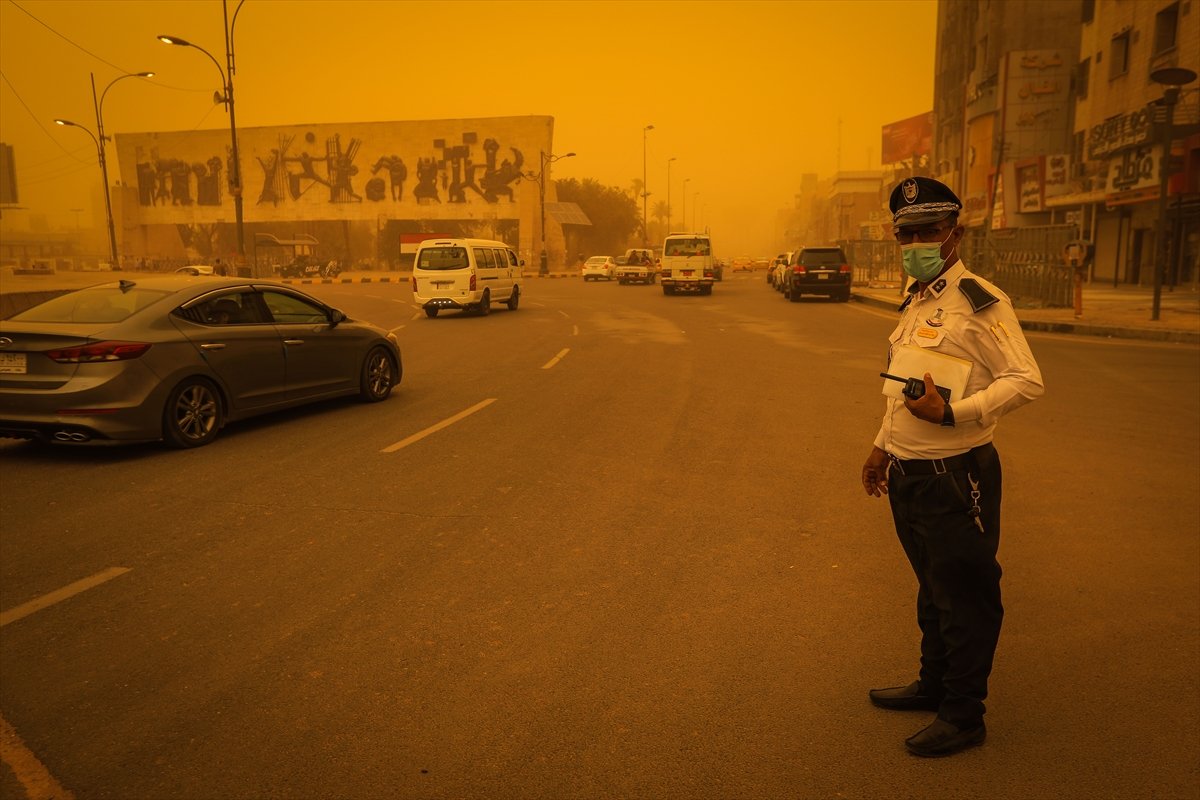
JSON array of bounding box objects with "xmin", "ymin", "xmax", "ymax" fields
[
  {"xmin": 1149, "ymin": 66, "xmax": 1197, "ymax": 321},
  {"xmin": 682, "ymin": 178, "xmax": 690, "ymax": 232},
  {"xmin": 642, "ymin": 124, "xmax": 654, "ymax": 246},
  {"xmin": 55, "ymin": 71, "xmax": 153, "ymax": 269},
  {"xmin": 524, "ymin": 151, "xmax": 575, "ymax": 275},
  {"xmin": 666, "ymin": 156, "xmax": 676, "ymax": 234},
  {"xmin": 160, "ymin": 0, "xmax": 247, "ymax": 263}
]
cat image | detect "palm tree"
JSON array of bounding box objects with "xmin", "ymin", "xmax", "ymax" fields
[{"xmin": 629, "ymin": 178, "xmax": 644, "ymax": 202}]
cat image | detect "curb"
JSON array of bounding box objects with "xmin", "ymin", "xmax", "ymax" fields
[{"xmin": 850, "ymin": 292, "xmax": 1199, "ymax": 345}]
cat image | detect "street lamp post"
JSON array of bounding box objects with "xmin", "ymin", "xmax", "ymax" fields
[
  {"xmin": 1149, "ymin": 66, "xmax": 1197, "ymax": 321},
  {"xmin": 666, "ymin": 157, "xmax": 676, "ymax": 234},
  {"xmin": 681, "ymin": 178, "xmax": 690, "ymax": 232},
  {"xmin": 693, "ymin": 191, "xmax": 700, "ymax": 231},
  {"xmin": 525, "ymin": 151, "xmax": 575, "ymax": 275},
  {"xmin": 160, "ymin": 0, "xmax": 247, "ymax": 264},
  {"xmin": 55, "ymin": 72, "xmax": 153, "ymax": 269},
  {"xmin": 642, "ymin": 124, "xmax": 654, "ymax": 247}
]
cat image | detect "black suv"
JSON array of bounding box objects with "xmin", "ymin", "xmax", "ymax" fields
[{"xmin": 784, "ymin": 246, "xmax": 852, "ymax": 302}]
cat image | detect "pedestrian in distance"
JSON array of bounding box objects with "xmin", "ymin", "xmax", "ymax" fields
[{"xmin": 861, "ymin": 176, "xmax": 1044, "ymax": 757}]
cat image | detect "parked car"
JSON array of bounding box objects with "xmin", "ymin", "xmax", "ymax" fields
[
  {"xmin": 582, "ymin": 256, "xmax": 617, "ymax": 281},
  {"xmin": 731, "ymin": 256, "xmax": 754, "ymax": 272},
  {"xmin": 174, "ymin": 265, "xmax": 216, "ymax": 276},
  {"xmin": 0, "ymin": 277, "xmax": 402, "ymax": 448},
  {"xmin": 783, "ymin": 246, "xmax": 852, "ymax": 302}
]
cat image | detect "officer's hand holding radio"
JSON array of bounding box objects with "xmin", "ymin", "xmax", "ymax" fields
[{"xmin": 903, "ymin": 373, "xmax": 948, "ymax": 424}]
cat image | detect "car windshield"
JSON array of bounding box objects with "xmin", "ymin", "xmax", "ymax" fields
[
  {"xmin": 12, "ymin": 284, "xmax": 172, "ymax": 323},
  {"xmin": 417, "ymin": 247, "xmax": 469, "ymax": 270},
  {"xmin": 664, "ymin": 239, "xmax": 710, "ymax": 257},
  {"xmin": 585, "ymin": 258, "xmax": 607, "ymax": 266},
  {"xmin": 800, "ymin": 249, "xmax": 846, "ymax": 267}
]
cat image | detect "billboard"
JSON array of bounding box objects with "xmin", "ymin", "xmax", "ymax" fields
[{"xmin": 881, "ymin": 113, "xmax": 933, "ymax": 166}]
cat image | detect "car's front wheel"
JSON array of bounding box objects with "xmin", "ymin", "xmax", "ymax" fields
[
  {"xmin": 360, "ymin": 346, "xmax": 397, "ymax": 402},
  {"xmin": 163, "ymin": 377, "xmax": 221, "ymax": 448},
  {"xmin": 506, "ymin": 286, "xmax": 520, "ymax": 311},
  {"xmin": 424, "ymin": 307, "xmax": 439, "ymax": 318}
]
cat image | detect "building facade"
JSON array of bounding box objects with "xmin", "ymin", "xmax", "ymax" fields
[{"xmin": 112, "ymin": 115, "xmax": 566, "ymax": 272}]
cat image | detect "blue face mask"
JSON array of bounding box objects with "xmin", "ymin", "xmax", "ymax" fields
[{"xmin": 900, "ymin": 231, "xmax": 953, "ymax": 283}]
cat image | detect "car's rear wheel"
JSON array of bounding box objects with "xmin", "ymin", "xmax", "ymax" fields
[
  {"xmin": 478, "ymin": 290, "xmax": 491, "ymax": 315},
  {"xmin": 163, "ymin": 377, "xmax": 221, "ymax": 448},
  {"xmin": 424, "ymin": 307, "xmax": 439, "ymax": 318},
  {"xmin": 506, "ymin": 286, "xmax": 520, "ymax": 311},
  {"xmin": 662, "ymin": 285, "xmax": 673, "ymax": 296},
  {"xmin": 839, "ymin": 288, "xmax": 852, "ymax": 302},
  {"xmin": 360, "ymin": 346, "xmax": 397, "ymax": 402}
]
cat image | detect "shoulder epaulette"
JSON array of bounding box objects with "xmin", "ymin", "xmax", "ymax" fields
[{"xmin": 959, "ymin": 278, "xmax": 999, "ymax": 313}]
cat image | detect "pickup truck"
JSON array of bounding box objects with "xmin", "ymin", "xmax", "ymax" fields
[{"xmin": 615, "ymin": 248, "xmax": 657, "ymax": 284}]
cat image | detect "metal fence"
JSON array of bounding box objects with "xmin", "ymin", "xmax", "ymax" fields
[{"xmin": 839, "ymin": 223, "xmax": 1078, "ymax": 308}]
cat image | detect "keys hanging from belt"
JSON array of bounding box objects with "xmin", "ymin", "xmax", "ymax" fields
[{"xmin": 967, "ymin": 473, "xmax": 984, "ymax": 533}]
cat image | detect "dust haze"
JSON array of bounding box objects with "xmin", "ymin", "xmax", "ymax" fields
[{"xmin": 0, "ymin": 0, "xmax": 936, "ymax": 257}]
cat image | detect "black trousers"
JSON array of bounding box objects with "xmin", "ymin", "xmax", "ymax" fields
[{"xmin": 887, "ymin": 443, "xmax": 1003, "ymax": 728}]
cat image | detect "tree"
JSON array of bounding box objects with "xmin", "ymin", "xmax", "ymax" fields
[
  {"xmin": 554, "ymin": 178, "xmax": 640, "ymax": 257},
  {"xmin": 652, "ymin": 200, "xmax": 670, "ymax": 241}
]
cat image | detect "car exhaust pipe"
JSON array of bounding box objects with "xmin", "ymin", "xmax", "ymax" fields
[{"xmin": 53, "ymin": 431, "xmax": 91, "ymax": 442}]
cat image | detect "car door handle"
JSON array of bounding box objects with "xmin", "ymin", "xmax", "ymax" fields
[
  {"xmin": 283, "ymin": 339, "xmax": 305, "ymax": 346},
  {"xmin": 199, "ymin": 343, "xmax": 226, "ymax": 350}
]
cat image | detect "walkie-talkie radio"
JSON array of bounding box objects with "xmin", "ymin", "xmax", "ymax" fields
[{"xmin": 880, "ymin": 372, "xmax": 952, "ymax": 403}]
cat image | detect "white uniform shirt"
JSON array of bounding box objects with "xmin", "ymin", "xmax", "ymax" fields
[{"xmin": 873, "ymin": 261, "xmax": 1044, "ymax": 460}]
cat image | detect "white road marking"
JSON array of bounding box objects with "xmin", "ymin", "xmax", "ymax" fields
[
  {"xmin": 572, "ymin": 325, "xmax": 579, "ymax": 336},
  {"xmin": 411, "ymin": 311, "xmax": 423, "ymax": 320},
  {"xmin": 381, "ymin": 398, "xmax": 497, "ymax": 453},
  {"xmin": 0, "ymin": 715, "xmax": 74, "ymax": 800},
  {"xmin": 542, "ymin": 348, "xmax": 570, "ymax": 369},
  {"xmin": 558, "ymin": 310, "xmax": 570, "ymax": 318},
  {"xmin": 0, "ymin": 567, "xmax": 130, "ymax": 628},
  {"xmin": 388, "ymin": 325, "xmax": 406, "ymax": 333}
]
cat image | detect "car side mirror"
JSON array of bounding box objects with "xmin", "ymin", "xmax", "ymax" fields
[{"xmin": 329, "ymin": 308, "xmax": 347, "ymax": 326}]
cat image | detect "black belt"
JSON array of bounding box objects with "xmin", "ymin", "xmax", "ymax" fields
[{"xmin": 889, "ymin": 444, "xmax": 992, "ymax": 476}]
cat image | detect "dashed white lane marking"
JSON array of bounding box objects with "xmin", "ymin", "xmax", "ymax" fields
[
  {"xmin": 388, "ymin": 325, "xmax": 406, "ymax": 334},
  {"xmin": 572, "ymin": 325, "xmax": 579, "ymax": 336},
  {"xmin": 0, "ymin": 715, "xmax": 74, "ymax": 800},
  {"xmin": 380, "ymin": 398, "xmax": 497, "ymax": 453},
  {"xmin": 0, "ymin": 567, "xmax": 131, "ymax": 628},
  {"xmin": 541, "ymin": 348, "xmax": 570, "ymax": 369}
]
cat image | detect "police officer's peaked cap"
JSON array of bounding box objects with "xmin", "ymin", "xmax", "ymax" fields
[{"xmin": 889, "ymin": 177, "xmax": 962, "ymax": 228}]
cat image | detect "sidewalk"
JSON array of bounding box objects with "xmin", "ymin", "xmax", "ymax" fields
[{"xmin": 852, "ymin": 282, "xmax": 1200, "ymax": 345}]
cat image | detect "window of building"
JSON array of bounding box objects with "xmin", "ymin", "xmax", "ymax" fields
[
  {"xmin": 1110, "ymin": 30, "xmax": 1131, "ymax": 79},
  {"xmin": 1082, "ymin": 0, "xmax": 1095, "ymax": 24},
  {"xmin": 1077, "ymin": 57, "xmax": 1091, "ymax": 99},
  {"xmin": 1153, "ymin": 3, "xmax": 1179, "ymax": 55}
]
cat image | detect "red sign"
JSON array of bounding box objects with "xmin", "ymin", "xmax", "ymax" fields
[{"xmin": 881, "ymin": 113, "xmax": 934, "ymax": 165}]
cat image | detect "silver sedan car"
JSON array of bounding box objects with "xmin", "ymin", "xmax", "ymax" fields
[{"xmin": 0, "ymin": 276, "xmax": 402, "ymax": 448}]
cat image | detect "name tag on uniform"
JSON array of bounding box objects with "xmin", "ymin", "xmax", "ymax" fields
[{"xmin": 917, "ymin": 328, "xmax": 939, "ymax": 338}]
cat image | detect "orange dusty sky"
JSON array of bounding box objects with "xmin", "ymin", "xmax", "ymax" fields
[{"xmin": 0, "ymin": 0, "xmax": 936, "ymax": 255}]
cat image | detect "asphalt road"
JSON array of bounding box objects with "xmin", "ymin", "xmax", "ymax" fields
[{"xmin": 2, "ymin": 273, "xmax": 1197, "ymax": 799}]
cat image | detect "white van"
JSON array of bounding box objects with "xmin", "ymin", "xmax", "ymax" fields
[
  {"xmin": 411, "ymin": 238, "xmax": 524, "ymax": 318},
  {"xmin": 659, "ymin": 233, "xmax": 715, "ymax": 295}
]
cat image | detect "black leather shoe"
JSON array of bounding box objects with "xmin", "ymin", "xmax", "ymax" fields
[
  {"xmin": 869, "ymin": 681, "xmax": 941, "ymax": 711},
  {"xmin": 905, "ymin": 718, "xmax": 986, "ymax": 757}
]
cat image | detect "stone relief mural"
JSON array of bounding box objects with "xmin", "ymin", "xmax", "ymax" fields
[{"xmin": 131, "ymin": 127, "xmax": 528, "ymax": 210}]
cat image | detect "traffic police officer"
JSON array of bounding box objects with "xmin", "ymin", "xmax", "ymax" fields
[{"xmin": 861, "ymin": 176, "xmax": 1044, "ymax": 756}]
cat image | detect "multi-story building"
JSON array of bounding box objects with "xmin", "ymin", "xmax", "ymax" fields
[{"xmin": 1064, "ymin": 0, "xmax": 1199, "ymax": 286}]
